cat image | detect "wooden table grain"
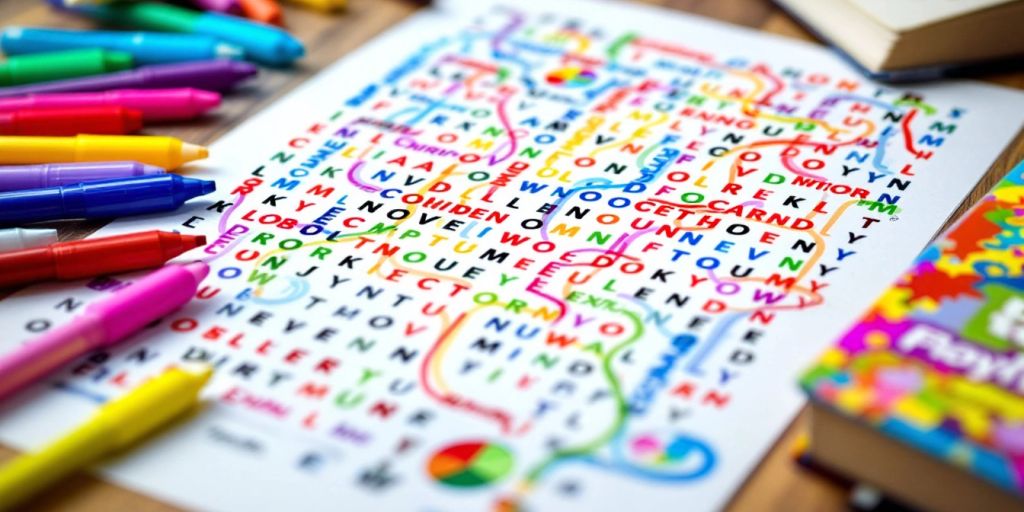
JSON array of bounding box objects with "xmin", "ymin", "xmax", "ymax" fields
[{"xmin": 0, "ymin": 1, "xmax": 1020, "ymax": 510}]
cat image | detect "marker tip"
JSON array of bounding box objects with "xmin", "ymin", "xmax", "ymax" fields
[
  {"xmin": 191, "ymin": 89, "xmax": 221, "ymax": 111},
  {"xmin": 178, "ymin": 363, "xmax": 215, "ymax": 386},
  {"xmin": 182, "ymin": 261, "xmax": 210, "ymax": 283},
  {"xmin": 181, "ymin": 142, "xmax": 209, "ymax": 163}
]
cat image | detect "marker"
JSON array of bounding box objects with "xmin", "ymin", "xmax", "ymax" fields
[
  {"xmin": 0, "ymin": 161, "xmax": 165, "ymax": 192},
  {"xmin": 0, "ymin": 261, "xmax": 210, "ymax": 400},
  {"xmin": 0, "ymin": 228, "xmax": 58, "ymax": 252},
  {"xmin": 239, "ymin": 0, "xmax": 282, "ymax": 25},
  {"xmin": 0, "ymin": 134, "xmax": 208, "ymax": 169},
  {"xmin": 0, "ymin": 230, "xmax": 206, "ymax": 287},
  {"xmin": 0, "ymin": 88, "xmax": 220, "ymax": 122},
  {"xmin": 53, "ymin": 0, "xmax": 305, "ymax": 66},
  {"xmin": 285, "ymin": 0, "xmax": 346, "ymax": 12},
  {"xmin": 192, "ymin": 0, "xmax": 242, "ymax": 14},
  {"xmin": 0, "ymin": 48, "xmax": 133, "ymax": 87},
  {"xmin": 0, "ymin": 106, "xmax": 143, "ymax": 136},
  {"xmin": 0, "ymin": 364, "xmax": 214, "ymax": 509},
  {"xmin": 1, "ymin": 27, "xmax": 244, "ymax": 65},
  {"xmin": 0, "ymin": 60, "xmax": 258, "ymax": 98},
  {"xmin": 0, "ymin": 174, "xmax": 215, "ymax": 224}
]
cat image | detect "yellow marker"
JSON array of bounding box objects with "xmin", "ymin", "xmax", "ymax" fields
[
  {"xmin": 0, "ymin": 134, "xmax": 208, "ymax": 170},
  {"xmin": 284, "ymin": 0, "xmax": 347, "ymax": 12},
  {"xmin": 0, "ymin": 365, "xmax": 213, "ymax": 511},
  {"xmin": 790, "ymin": 433, "xmax": 810, "ymax": 458}
]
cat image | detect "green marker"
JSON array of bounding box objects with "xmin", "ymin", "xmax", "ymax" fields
[{"xmin": 0, "ymin": 48, "xmax": 133, "ymax": 86}]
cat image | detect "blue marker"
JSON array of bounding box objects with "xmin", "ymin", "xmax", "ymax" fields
[
  {"xmin": 50, "ymin": 0, "xmax": 304, "ymax": 67},
  {"xmin": 1, "ymin": 27, "xmax": 244, "ymax": 65},
  {"xmin": 0, "ymin": 174, "xmax": 215, "ymax": 223}
]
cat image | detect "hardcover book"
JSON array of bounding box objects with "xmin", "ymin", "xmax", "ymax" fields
[
  {"xmin": 775, "ymin": 0, "xmax": 1024, "ymax": 81},
  {"xmin": 801, "ymin": 161, "xmax": 1024, "ymax": 512}
]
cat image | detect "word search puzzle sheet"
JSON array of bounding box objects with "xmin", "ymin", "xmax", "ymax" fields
[{"xmin": 2, "ymin": 0, "xmax": 1024, "ymax": 510}]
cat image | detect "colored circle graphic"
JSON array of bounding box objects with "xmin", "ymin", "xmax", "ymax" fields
[
  {"xmin": 427, "ymin": 440, "xmax": 514, "ymax": 488},
  {"xmin": 545, "ymin": 66, "xmax": 597, "ymax": 87}
]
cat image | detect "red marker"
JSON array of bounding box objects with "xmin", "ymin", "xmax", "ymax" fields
[
  {"xmin": 0, "ymin": 106, "xmax": 144, "ymax": 136},
  {"xmin": 0, "ymin": 230, "xmax": 206, "ymax": 287}
]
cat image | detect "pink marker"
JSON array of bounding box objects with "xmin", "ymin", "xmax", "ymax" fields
[
  {"xmin": 192, "ymin": 0, "xmax": 242, "ymax": 14},
  {"xmin": 0, "ymin": 88, "xmax": 221, "ymax": 122},
  {"xmin": 0, "ymin": 262, "xmax": 209, "ymax": 402}
]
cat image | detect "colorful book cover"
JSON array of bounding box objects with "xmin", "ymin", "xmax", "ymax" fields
[{"xmin": 801, "ymin": 160, "xmax": 1024, "ymax": 494}]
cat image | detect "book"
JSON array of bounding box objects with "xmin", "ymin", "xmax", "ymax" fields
[
  {"xmin": 801, "ymin": 160, "xmax": 1024, "ymax": 512},
  {"xmin": 775, "ymin": 0, "xmax": 1024, "ymax": 81}
]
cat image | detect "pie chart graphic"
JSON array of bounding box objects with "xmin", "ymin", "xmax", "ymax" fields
[
  {"xmin": 427, "ymin": 440, "xmax": 514, "ymax": 488},
  {"xmin": 545, "ymin": 66, "xmax": 597, "ymax": 88}
]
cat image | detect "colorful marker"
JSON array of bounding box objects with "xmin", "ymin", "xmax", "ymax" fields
[
  {"xmin": 0, "ymin": 174, "xmax": 215, "ymax": 224},
  {"xmin": 0, "ymin": 134, "xmax": 207, "ymax": 169},
  {"xmin": 192, "ymin": 0, "xmax": 242, "ymax": 14},
  {"xmin": 0, "ymin": 89, "xmax": 221, "ymax": 122},
  {"xmin": 285, "ymin": 0, "xmax": 346, "ymax": 12},
  {"xmin": 0, "ymin": 363, "xmax": 214, "ymax": 509},
  {"xmin": 0, "ymin": 230, "xmax": 206, "ymax": 287},
  {"xmin": 0, "ymin": 48, "xmax": 133, "ymax": 86},
  {"xmin": 54, "ymin": 0, "xmax": 305, "ymax": 66},
  {"xmin": 0, "ymin": 106, "xmax": 143, "ymax": 136},
  {"xmin": 0, "ymin": 161, "xmax": 165, "ymax": 191},
  {"xmin": 239, "ymin": 0, "xmax": 282, "ymax": 25},
  {"xmin": 0, "ymin": 60, "xmax": 258, "ymax": 98},
  {"xmin": 0, "ymin": 228, "xmax": 58, "ymax": 252},
  {"xmin": 0, "ymin": 262, "xmax": 210, "ymax": 400},
  {"xmin": 1, "ymin": 27, "xmax": 244, "ymax": 65}
]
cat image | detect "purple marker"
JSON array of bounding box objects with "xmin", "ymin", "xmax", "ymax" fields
[
  {"xmin": 192, "ymin": 0, "xmax": 242, "ymax": 14},
  {"xmin": 0, "ymin": 162, "xmax": 166, "ymax": 191},
  {"xmin": 0, "ymin": 60, "xmax": 257, "ymax": 98}
]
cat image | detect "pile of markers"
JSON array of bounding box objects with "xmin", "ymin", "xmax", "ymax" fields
[
  {"xmin": 0, "ymin": 0, "xmax": 316, "ymax": 227},
  {"xmin": 0, "ymin": 1, "xmax": 321, "ymax": 509},
  {"xmin": 194, "ymin": 0, "xmax": 349, "ymax": 22}
]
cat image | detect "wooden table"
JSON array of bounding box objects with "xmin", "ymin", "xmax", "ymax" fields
[{"xmin": 0, "ymin": 0, "xmax": 1021, "ymax": 510}]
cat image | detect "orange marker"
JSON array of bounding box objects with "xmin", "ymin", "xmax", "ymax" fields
[{"xmin": 239, "ymin": 0, "xmax": 283, "ymax": 25}]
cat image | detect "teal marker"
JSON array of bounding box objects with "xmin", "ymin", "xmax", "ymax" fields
[
  {"xmin": 1, "ymin": 27, "xmax": 244, "ymax": 65},
  {"xmin": 50, "ymin": 0, "xmax": 304, "ymax": 67}
]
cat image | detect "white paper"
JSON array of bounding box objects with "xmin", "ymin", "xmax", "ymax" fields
[{"xmin": 2, "ymin": 1, "xmax": 1023, "ymax": 510}]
